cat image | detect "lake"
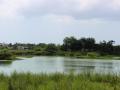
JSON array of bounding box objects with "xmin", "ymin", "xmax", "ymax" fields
[{"xmin": 0, "ymin": 56, "xmax": 120, "ymax": 75}]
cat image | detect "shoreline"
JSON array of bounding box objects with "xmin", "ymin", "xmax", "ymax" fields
[{"xmin": 16, "ymin": 54, "xmax": 120, "ymax": 60}]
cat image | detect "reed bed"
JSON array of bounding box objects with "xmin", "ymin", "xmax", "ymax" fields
[{"xmin": 0, "ymin": 72, "xmax": 120, "ymax": 90}]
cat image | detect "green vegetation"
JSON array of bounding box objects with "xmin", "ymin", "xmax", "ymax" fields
[
  {"xmin": 0, "ymin": 51, "xmax": 16, "ymax": 60},
  {"xmin": 0, "ymin": 72, "xmax": 119, "ymax": 90},
  {"xmin": 1, "ymin": 36, "xmax": 120, "ymax": 60}
]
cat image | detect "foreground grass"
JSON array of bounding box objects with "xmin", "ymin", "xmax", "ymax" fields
[{"xmin": 0, "ymin": 73, "xmax": 120, "ymax": 90}]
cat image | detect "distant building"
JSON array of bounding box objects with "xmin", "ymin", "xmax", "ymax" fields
[
  {"xmin": 0, "ymin": 43, "xmax": 8, "ymax": 47},
  {"xmin": 17, "ymin": 46, "xmax": 24, "ymax": 50},
  {"xmin": 17, "ymin": 46, "xmax": 29, "ymax": 50}
]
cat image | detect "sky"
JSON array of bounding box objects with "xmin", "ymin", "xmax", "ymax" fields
[{"xmin": 0, "ymin": 0, "xmax": 120, "ymax": 44}]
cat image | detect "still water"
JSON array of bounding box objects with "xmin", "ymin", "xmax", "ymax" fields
[{"xmin": 0, "ymin": 56, "xmax": 120, "ymax": 75}]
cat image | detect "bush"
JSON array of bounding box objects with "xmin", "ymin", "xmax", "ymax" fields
[
  {"xmin": 87, "ymin": 52, "xmax": 99, "ymax": 58},
  {"xmin": 0, "ymin": 52, "xmax": 14, "ymax": 60}
]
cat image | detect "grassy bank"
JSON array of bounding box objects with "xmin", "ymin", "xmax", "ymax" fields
[
  {"xmin": 0, "ymin": 72, "xmax": 120, "ymax": 90},
  {"xmin": 1, "ymin": 49, "xmax": 120, "ymax": 60},
  {"xmin": 57, "ymin": 51, "xmax": 120, "ymax": 60}
]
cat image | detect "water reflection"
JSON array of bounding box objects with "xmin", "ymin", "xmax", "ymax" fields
[
  {"xmin": 0, "ymin": 61, "xmax": 12, "ymax": 66},
  {"xmin": 0, "ymin": 56, "xmax": 120, "ymax": 75},
  {"xmin": 63, "ymin": 59, "xmax": 119, "ymax": 74}
]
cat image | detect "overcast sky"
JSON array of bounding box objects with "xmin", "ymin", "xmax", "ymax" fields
[{"xmin": 0, "ymin": 0, "xmax": 120, "ymax": 44}]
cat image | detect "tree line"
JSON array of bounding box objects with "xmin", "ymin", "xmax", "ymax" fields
[
  {"xmin": 1, "ymin": 36, "xmax": 120, "ymax": 56},
  {"xmin": 62, "ymin": 37, "xmax": 117, "ymax": 55}
]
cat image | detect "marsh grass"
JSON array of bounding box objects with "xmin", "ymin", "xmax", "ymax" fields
[{"xmin": 0, "ymin": 72, "xmax": 119, "ymax": 90}]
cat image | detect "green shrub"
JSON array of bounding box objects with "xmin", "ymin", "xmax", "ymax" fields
[
  {"xmin": 0, "ymin": 52, "xmax": 14, "ymax": 60},
  {"xmin": 87, "ymin": 52, "xmax": 99, "ymax": 58}
]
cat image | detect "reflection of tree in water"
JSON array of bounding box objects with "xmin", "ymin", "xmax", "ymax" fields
[
  {"xmin": 0, "ymin": 61, "xmax": 12, "ymax": 66},
  {"xmin": 62, "ymin": 59, "xmax": 119, "ymax": 74},
  {"xmin": 63, "ymin": 60, "xmax": 96, "ymax": 73},
  {"xmin": 94, "ymin": 61, "xmax": 114, "ymax": 73},
  {"xmin": 95, "ymin": 61, "xmax": 113, "ymax": 68}
]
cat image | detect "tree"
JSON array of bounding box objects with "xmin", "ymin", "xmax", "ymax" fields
[
  {"xmin": 62, "ymin": 37, "xmax": 95, "ymax": 52},
  {"xmin": 45, "ymin": 44, "xmax": 58, "ymax": 55},
  {"xmin": 113, "ymin": 45, "xmax": 120, "ymax": 55},
  {"xmin": 79, "ymin": 37, "xmax": 95, "ymax": 51},
  {"xmin": 86, "ymin": 38, "xmax": 95, "ymax": 51},
  {"xmin": 98, "ymin": 40, "xmax": 115, "ymax": 55},
  {"xmin": 63, "ymin": 36, "xmax": 77, "ymax": 51}
]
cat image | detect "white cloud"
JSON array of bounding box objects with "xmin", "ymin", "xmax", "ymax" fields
[
  {"xmin": 46, "ymin": 14, "xmax": 74, "ymax": 24},
  {"xmin": 0, "ymin": 0, "xmax": 31, "ymax": 18},
  {"xmin": 0, "ymin": 0, "xmax": 120, "ymax": 20},
  {"xmin": 110, "ymin": 0, "xmax": 120, "ymax": 10},
  {"xmin": 77, "ymin": 0, "xmax": 100, "ymax": 11}
]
